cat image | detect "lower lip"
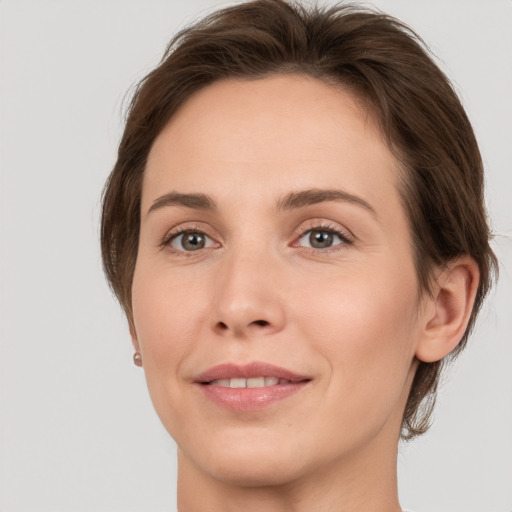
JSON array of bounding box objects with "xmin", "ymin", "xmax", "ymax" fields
[{"xmin": 197, "ymin": 382, "xmax": 309, "ymax": 411}]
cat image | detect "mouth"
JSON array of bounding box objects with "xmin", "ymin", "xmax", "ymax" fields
[
  {"xmin": 195, "ymin": 361, "xmax": 310, "ymax": 386},
  {"xmin": 194, "ymin": 362, "xmax": 311, "ymax": 411},
  {"xmin": 205, "ymin": 376, "xmax": 298, "ymax": 388}
]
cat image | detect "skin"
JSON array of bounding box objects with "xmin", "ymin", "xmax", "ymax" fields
[{"xmin": 130, "ymin": 75, "xmax": 479, "ymax": 512}]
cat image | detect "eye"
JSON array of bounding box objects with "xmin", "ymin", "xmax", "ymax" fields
[
  {"xmin": 169, "ymin": 230, "xmax": 216, "ymax": 252},
  {"xmin": 297, "ymin": 228, "xmax": 347, "ymax": 249}
]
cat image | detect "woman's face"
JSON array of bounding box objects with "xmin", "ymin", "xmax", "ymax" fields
[{"xmin": 131, "ymin": 75, "xmax": 425, "ymax": 486}]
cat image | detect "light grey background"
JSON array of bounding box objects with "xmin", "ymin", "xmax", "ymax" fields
[{"xmin": 1, "ymin": 0, "xmax": 511, "ymax": 511}]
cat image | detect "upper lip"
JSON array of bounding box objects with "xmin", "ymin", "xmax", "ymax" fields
[{"xmin": 194, "ymin": 362, "xmax": 310, "ymax": 384}]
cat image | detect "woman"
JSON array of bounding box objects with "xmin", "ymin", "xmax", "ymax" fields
[{"xmin": 101, "ymin": 1, "xmax": 497, "ymax": 510}]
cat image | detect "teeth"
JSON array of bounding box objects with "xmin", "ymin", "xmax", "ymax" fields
[
  {"xmin": 247, "ymin": 377, "xmax": 265, "ymax": 388},
  {"xmin": 208, "ymin": 377, "xmax": 286, "ymax": 388},
  {"xmin": 229, "ymin": 378, "xmax": 246, "ymax": 388}
]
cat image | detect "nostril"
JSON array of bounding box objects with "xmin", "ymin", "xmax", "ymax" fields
[
  {"xmin": 252, "ymin": 320, "xmax": 270, "ymax": 327},
  {"xmin": 213, "ymin": 318, "xmax": 274, "ymax": 334}
]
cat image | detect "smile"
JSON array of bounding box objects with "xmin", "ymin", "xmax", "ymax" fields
[
  {"xmin": 206, "ymin": 377, "xmax": 293, "ymax": 388},
  {"xmin": 195, "ymin": 362, "xmax": 311, "ymax": 411}
]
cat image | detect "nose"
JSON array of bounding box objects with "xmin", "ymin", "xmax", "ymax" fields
[{"xmin": 211, "ymin": 248, "xmax": 286, "ymax": 338}]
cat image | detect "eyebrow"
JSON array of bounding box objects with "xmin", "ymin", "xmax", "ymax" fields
[
  {"xmin": 147, "ymin": 188, "xmax": 376, "ymax": 217},
  {"xmin": 276, "ymin": 189, "xmax": 377, "ymax": 216},
  {"xmin": 147, "ymin": 192, "xmax": 217, "ymax": 215}
]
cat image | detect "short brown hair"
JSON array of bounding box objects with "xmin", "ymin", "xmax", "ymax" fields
[{"xmin": 101, "ymin": 0, "xmax": 497, "ymax": 439}]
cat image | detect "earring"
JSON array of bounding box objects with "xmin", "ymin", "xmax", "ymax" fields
[{"xmin": 133, "ymin": 352, "xmax": 143, "ymax": 367}]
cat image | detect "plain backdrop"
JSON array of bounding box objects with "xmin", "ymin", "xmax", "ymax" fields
[{"xmin": 0, "ymin": 1, "xmax": 511, "ymax": 511}]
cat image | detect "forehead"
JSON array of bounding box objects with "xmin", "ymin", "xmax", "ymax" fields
[{"xmin": 143, "ymin": 74, "xmax": 400, "ymax": 212}]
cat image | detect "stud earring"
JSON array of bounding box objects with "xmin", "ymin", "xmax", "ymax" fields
[{"xmin": 133, "ymin": 352, "xmax": 143, "ymax": 367}]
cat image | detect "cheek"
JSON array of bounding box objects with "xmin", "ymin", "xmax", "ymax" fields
[
  {"xmin": 131, "ymin": 266, "xmax": 209, "ymax": 374},
  {"xmin": 295, "ymin": 261, "xmax": 420, "ymax": 418},
  {"xmin": 131, "ymin": 266, "xmax": 214, "ymax": 434}
]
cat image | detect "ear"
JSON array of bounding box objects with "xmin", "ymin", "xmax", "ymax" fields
[
  {"xmin": 128, "ymin": 316, "xmax": 140, "ymax": 353},
  {"xmin": 415, "ymin": 256, "xmax": 480, "ymax": 363}
]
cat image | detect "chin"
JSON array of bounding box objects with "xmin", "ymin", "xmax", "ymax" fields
[
  {"xmin": 205, "ymin": 453, "xmax": 309, "ymax": 488},
  {"xmin": 178, "ymin": 428, "xmax": 316, "ymax": 488}
]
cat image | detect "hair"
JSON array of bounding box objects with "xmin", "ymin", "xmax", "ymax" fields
[{"xmin": 101, "ymin": 0, "xmax": 497, "ymax": 440}]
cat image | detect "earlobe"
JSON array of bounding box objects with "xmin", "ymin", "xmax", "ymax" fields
[
  {"xmin": 129, "ymin": 318, "xmax": 144, "ymax": 367},
  {"xmin": 415, "ymin": 256, "xmax": 480, "ymax": 363}
]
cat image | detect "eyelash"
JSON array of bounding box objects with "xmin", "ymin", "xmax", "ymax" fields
[
  {"xmin": 161, "ymin": 223, "xmax": 353, "ymax": 254},
  {"xmin": 161, "ymin": 226, "xmax": 212, "ymax": 251},
  {"xmin": 293, "ymin": 223, "xmax": 353, "ymax": 252}
]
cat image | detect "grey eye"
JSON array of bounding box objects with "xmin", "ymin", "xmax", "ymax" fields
[
  {"xmin": 171, "ymin": 231, "xmax": 212, "ymax": 251},
  {"xmin": 299, "ymin": 229, "xmax": 342, "ymax": 249}
]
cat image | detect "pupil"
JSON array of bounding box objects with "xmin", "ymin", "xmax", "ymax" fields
[
  {"xmin": 310, "ymin": 230, "xmax": 333, "ymax": 248},
  {"xmin": 183, "ymin": 233, "xmax": 204, "ymax": 251}
]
